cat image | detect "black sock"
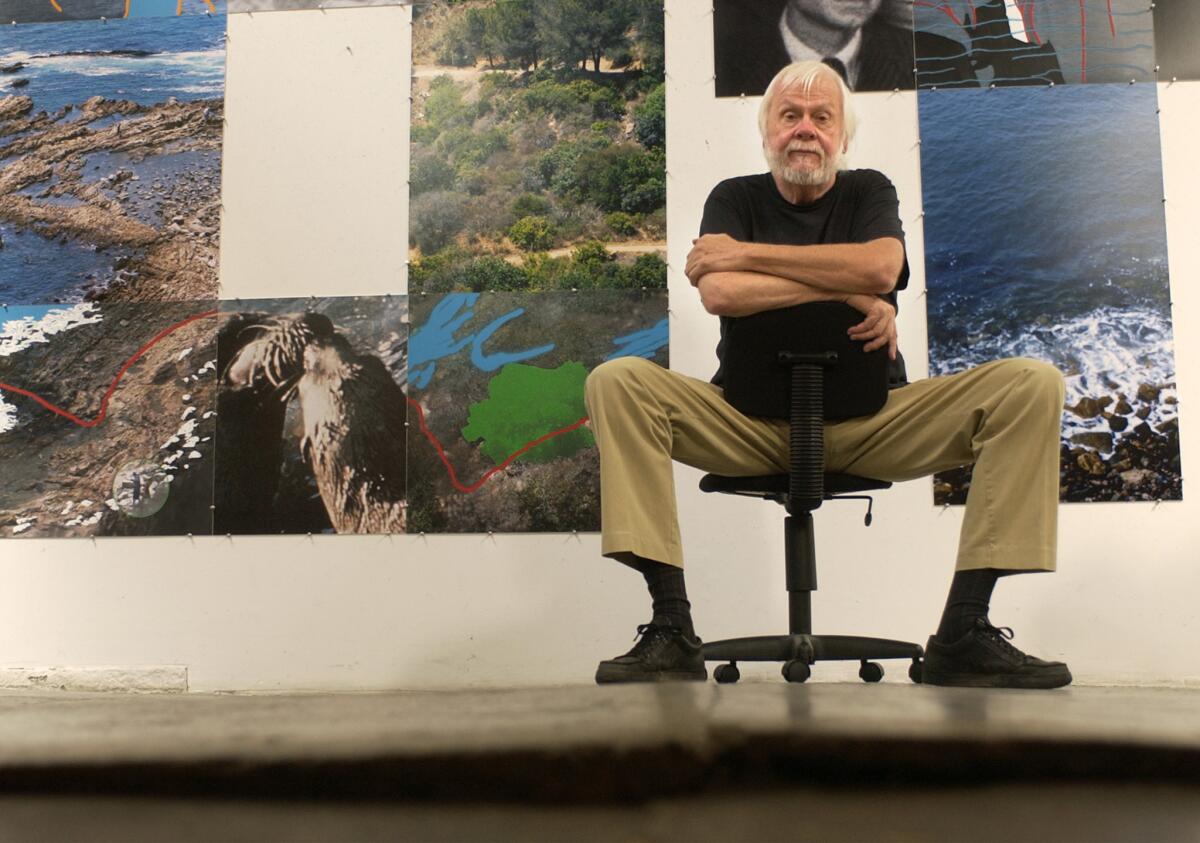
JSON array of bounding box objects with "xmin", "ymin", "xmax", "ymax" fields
[
  {"xmin": 936, "ymin": 568, "xmax": 1000, "ymax": 642},
  {"xmin": 625, "ymin": 555, "xmax": 695, "ymax": 640}
]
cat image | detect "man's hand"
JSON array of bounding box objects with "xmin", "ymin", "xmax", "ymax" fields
[
  {"xmin": 846, "ymin": 294, "xmax": 898, "ymax": 360},
  {"xmin": 686, "ymin": 233, "xmax": 745, "ymax": 285}
]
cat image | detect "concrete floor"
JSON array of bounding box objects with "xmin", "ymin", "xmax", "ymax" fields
[{"xmin": 1, "ymin": 683, "xmax": 1199, "ymax": 840}]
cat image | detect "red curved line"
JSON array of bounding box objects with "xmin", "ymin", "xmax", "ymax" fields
[
  {"xmin": 913, "ymin": 0, "xmax": 961, "ymax": 26},
  {"xmin": 1079, "ymin": 0, "xmax": 1087, "ymax": 82},
  {"xmin": 1020, "ymin": 0, "xmax": 1041, "ymax": 46},
  {"xmin": 2, "ymin": 306, "xmax": 593, "ymax": 495},
  {"xmin": 1107, "ymin": 0, "xmax": 1115, "ymax": 38},
  {"xmin": 406, "ymin": 394, "xmax": 589, "ymax": 494},
  {"xmin": 0, "ymin": 309, "xmax": 218, "ymax": 429}
]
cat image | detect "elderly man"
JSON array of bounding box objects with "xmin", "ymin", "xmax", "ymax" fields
[{"xmin": 586, "ymin": 60, "xmax": 1070, "ymax": 689}]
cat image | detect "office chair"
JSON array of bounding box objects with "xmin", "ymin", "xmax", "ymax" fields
[{"xmin": 699, "ymin": 349, "xmax": 925, "ymax": 684}]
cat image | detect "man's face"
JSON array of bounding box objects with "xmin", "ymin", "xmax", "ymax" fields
[
  {"xmin": 790, "ymin": 0, "xmax": 884, "ymax": 30},
  {"xmin": 763, "ymin": 75, "xmax": 846, "ymax": 188}
]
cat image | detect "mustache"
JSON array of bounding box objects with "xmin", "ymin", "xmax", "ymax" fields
[{"xmin": 786, "ymin": 141, "xmax": 823, "ymax": 155}]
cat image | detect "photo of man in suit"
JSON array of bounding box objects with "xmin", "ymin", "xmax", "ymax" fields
[{"xmin": 715, "ymin": 0, "xmax": 974, "ymax": 95}]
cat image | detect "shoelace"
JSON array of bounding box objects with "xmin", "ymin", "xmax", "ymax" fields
[
  {"xmin": 630, "ymin": 623, "xmax": 682, "ymax": 653},
  {"xmin": 976, "ymin": 618, "xmax": 1021, "ymax": 657}
]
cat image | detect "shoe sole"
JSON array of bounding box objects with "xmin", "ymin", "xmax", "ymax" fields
[
  {"xmin": 922, "ymin": 669, "xmax": 1072, "ymax": 690},
  {"xmin": 594, "ymin": 668, "xmax": 708, "ymax": 684}
]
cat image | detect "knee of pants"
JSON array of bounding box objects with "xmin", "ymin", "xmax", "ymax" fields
[
  {"xmin": 585, "ymin": 356, "xmax": 660, "ymax": 411},
  {"xmin": 999, "ymin": 357, "xmax": 1066, "ymax": 416}
]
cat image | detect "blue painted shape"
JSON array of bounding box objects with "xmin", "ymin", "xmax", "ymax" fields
[
  {"xmin": 129, "ymin": 0, "xmax": 181, "ymax": 17},
  {"xmin": 409, "ymin": 293, "xmax": 556, "ymax": 389},
  {"xmin": 606, "ymin": 318, "xmax": 668, "ymax": 361},
  {"xmin": 471, "ymin": 308, "xmax": 555, "ymax": 372}
]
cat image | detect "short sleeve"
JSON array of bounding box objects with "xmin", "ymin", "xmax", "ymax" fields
[
  {"xmin": 851, "ymin": 170, "xmax": 909, "ymax": 293},
  {"xmin": 849, "ymin": 170, "xmax": 905, "ymax": 243},
  {"xmin": 699, "ymin": 180, "xmax": 751, "ymax": 240}
]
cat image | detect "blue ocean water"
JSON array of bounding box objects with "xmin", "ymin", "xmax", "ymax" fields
[
  {"xmin": 0, "ymin": 13, "xmax": 226, "ymax": 114},
  {"xmin": 0, "ymin": 12, "xmax": 225, "ymax": 305},
  {"xmin": 918, "ymin": 82, "xmax": 1177, "ymax": 444}
]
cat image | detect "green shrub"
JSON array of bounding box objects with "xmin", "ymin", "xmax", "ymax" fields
[
  {"xmin": 623, "ymin": 252, "xmax": 668, "ymax": 289},
  {"xmin": 570, "ymin": 144, "xmax": 665, "ymax": 214},
  {"xmin": 460, "ymin": 256, "xmax": 529, "ymax": 291},
  {"xmin": 424, "ymin": 77, "xmax": 474, "ymax": 131},
  {"xmin": 410, "ymin": 191, "xmax": 466, "ymax": 255},
  {"xmin": 634, "ymin": 83, "xmax": 665, "ymax": 150},
  {"xmin": 508, "ymin": 215, "xmax": 556, "ymax": 251},
  {"xmin": 511, "ymin": 192, "xmax": 552, "ymax": 219},
  {"xmin": 604, "ymin": 211, "xmax": 639, "ymax": 236},
  {"xmin": 410, "ymin": 150, "xmax": 456, "ymax": 196}
]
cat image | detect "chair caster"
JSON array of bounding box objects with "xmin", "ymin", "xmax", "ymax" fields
[
  {"xmin": 714, "ymin": 663, "xmax": 740, "ymax": 684},
  {"xmin": 908, "ymin": 659, "xmax": 924, "ymax": 684},
  {"xmin": 782, "ymin": 660, "xmax": 811, "ymax": 683},
  {"xmin": 859, "ymin": 661, "xmax": 884, "ymax": 683}
]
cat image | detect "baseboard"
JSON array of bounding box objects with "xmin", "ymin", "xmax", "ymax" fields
[{"xmin": 0, "ymin": 666, "xmax": 188, "ymax": 693}]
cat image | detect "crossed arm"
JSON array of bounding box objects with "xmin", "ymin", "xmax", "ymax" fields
[{"xmin": 684, "ymin": 233, "xmax": 905, "ymax": 360}]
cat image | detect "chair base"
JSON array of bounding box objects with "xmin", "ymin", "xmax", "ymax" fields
[{"xmin": 702, "ymin": 634, "xmax": 924, "ymax": 667}]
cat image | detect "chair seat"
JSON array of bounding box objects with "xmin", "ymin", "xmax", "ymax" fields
[{"xmin": 699, "ymin": 472, "xmax": 891, "ymax": 498}]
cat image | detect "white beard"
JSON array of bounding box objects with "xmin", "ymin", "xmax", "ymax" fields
[{"xmin": 766, "ymin": 142, "xmax": 844, "ymax": 186}]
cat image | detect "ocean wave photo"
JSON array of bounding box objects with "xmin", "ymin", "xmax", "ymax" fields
[{"xmin": 918, "ymin": 82, "xmax": 1180, "ymax": 503}]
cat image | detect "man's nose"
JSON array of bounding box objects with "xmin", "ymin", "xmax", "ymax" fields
[{"xmin": 790, "ymin": 117, "xmax": 816, "ymax": 138}]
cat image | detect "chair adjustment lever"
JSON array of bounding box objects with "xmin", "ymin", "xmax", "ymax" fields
[{"xmin": 835, "ymin": 494, "xmax": 876, "ymax": 526}]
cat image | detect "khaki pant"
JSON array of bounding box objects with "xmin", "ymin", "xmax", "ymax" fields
[{"xmin": 584, "ymin": 356, "xmax": 1065, "ymax": 573}]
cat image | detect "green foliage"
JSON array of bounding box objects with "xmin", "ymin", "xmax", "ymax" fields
[
  {"xmin": 632, "ymin": 0, "xmax": 665, "ymax": 80},
  {"xmin": 485, "ymin": 0, "xmax": 541, "ymax": 69},
  {"xmin": 436, "ymin": 14, "xmax": 477, "ymax": 66},
  {"xmin": 626, "ymin": 252, "xmax": 668, "ymax": 289},
  {"xmin": 408, "ymin": 245, "xmax": 467, "ymax": 294},
  {"xmin": 410, "ymin": 190, "xmax": 466, "ymax": 255},
  {"xmin": 572, "ymin": 239, "xmax": 615, "ymax": 268},
  {"xmin": 410, "ymin": 149, "xmax": 456, "ymax": 196},
  {"xmin": 604, "ymin": 211, "xmax": 639, "ymax": 236},
  {"xmin": 534, "ymin": 0, "xmax": 636, "ymax": 72},
  {"xmin": 423, "ymin": 77, "xmax": 473, "ymax": 131},
  {"xmin": 570, "ymin": 144, "xmax": 665, "ymax": 214},
  {"xmin": 633, "ymin": 83, "xmax": 665, "ymax": 149},
  {"xmin": 438, "ymin": 125, "xmax": 509, "ymax": 168},
  {"xmin": 511, "ymin": 192, "xmax": 552, "ymax": 219},
  {"xmin": 459, "ymin": 256, "xmax": 529, "ymax": 291},
  {"xmin": 461, "ymin": 362, "xmax": 595, "ymax": 465},
  {"xmin": 508, "ymin": 215, "xmax": 556, "ymax": 251}
]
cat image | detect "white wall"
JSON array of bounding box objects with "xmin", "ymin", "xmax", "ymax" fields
[{"xmin": 0, "ymin": 1, "xmax": 1195, "ymax": 690}]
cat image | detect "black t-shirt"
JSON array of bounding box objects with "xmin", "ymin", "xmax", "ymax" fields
[{"xmin": 699, "ymin": 169, "xmax": 909, "ymax": 387}]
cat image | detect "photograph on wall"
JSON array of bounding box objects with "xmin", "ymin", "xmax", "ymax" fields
[
  {"xmin": 714, "ymin": 0, "xmax": 924, "ymax": 96},
  {"xmin": 914, "ymin": 0, "xmax": 1155, "ymax": 89},
  {"xmin": 1151, "ymin": 0, "xmax": 1200, "ymax": 82},
  {"xmin": 1, "ymin": 0, "xmax": 220, "ymax": 24},
  {"xmin": 918, "ymin": 82, "xmax": 1180, "ymax": 504},
  {"xmin": 0, "ymin": 2, "xmax": 225, "ymax": 307},
  {"xmin": 406, "ymin": 289, "xmax": 666, "ymax": 533},
  {"xmin": 214, "ymin": 296, "xmax": 407, "ymax": 535},
  {"xmin": 0, "ymin": 299, "xmax": 218, "ymax": 538},
  {"xmin": 227, "ymin": 0, "xmax": 399, "ymax": 13},
  {"xmin": 408, "ymin": 0, "xmax": 666, "ymax": 294}
]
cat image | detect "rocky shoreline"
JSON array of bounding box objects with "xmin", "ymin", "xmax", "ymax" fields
[
  {"xmin": 0, "ymin": 93, "xmax": 222, "ymax": 304},
  {"xmin": 0, "ymin": 301, "xmax": 218, "ymax": 538},
  {"xmin": 934, "ymin": 383, "xmax": 1183, "ymax": 505}
]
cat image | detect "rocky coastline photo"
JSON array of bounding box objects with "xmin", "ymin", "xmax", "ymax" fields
[{"xmin": 0, "ymin": 11, "xmax": 226, "ymax": 306}]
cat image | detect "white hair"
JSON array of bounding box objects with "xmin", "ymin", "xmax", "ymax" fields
[{"xmin": 757, "ymin": 60, "xmax": 858, "ymax": 148}]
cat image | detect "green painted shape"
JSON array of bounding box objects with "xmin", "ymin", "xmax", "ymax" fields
[{"xmin": 462, "ymin": 362, "xmax": 595, "ymax": 466}]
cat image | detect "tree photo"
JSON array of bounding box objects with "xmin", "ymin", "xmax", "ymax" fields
[{"xmin": 409, "ymin": 0, "xmax": 667, "ymax": 293}]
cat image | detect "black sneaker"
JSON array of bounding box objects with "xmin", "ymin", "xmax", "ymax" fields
[
  {"xmin": 923, "ymin": 617, "xmax": 1072, "ymax": 689},
  {"xmin": 595, "ymin": 623, "xmax": 707, "ymax": 684}
]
